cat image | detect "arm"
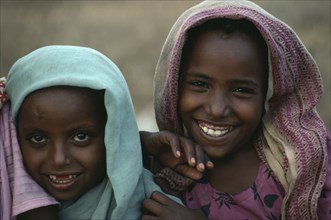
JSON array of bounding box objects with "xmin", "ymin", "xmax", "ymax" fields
[{"xmin": 141, "ymin": 191, "xmax": 207, "ymax": 220}]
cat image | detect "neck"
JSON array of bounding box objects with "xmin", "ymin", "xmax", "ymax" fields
[{"xmin": 207, "ymin": 145, "xmax": 260, "ymax": 195}]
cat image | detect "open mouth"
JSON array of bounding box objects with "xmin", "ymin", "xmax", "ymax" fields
[
  {"xmin": 48, "ymin": 174, "xmax": 78, "ymax": 184},
  {"xmin": 198, "ymin": 121, "xmax": 233, "ymax": 137}
]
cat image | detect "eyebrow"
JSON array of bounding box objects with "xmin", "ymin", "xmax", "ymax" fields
[
  {"xmin": 185, "ymin": 71, "xmax": 212, "ymax": 80},
  {"xmin": 229, "ymin": 79, "xmax": 260, "ymax": 88},
  {"xmin": 185, "ymin": 71, "xmax": 261, "ymax": 88}
]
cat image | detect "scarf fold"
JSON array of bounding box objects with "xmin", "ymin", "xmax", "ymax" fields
[
  {"xmin": 59, "ymin": 178, "xmax": 114, "ymax": 219},
  {"xmin": 153, "ymin": 1, "xmax": 328, "ymax": 219},
  {"xmin": 0, "ymin": 102, "xmax": 58, "ymax": 220},
  {"xmin": 4, "ymin": 45, "xmax": 180, "ymax": 219}
]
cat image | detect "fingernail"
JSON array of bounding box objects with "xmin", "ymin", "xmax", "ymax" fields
[
  {"xmin": 190, "ymin": 157, "xmax": 196, "ymax": 164},
  {"xmin": 176, "ymin": 150, "xmax": 181, "ymax": 157},
  {"xmin": 207, "ymin": 161, "xmax": 214, "ymax": 167},
  {"xmin": 198, "ymin": 163, "xmax": 205, "ymax": 170}
]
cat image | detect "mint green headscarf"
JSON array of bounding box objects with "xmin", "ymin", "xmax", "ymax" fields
[{"xmin": 6, "ymin": 45, "xmax": 180, "ymax": 219}]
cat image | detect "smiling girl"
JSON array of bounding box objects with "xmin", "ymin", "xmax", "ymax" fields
[
  {"xmin": 140, "ymin": 0, "xmax": 330, "ymax": 219},
  {"xmin": 2, "ymin": 45, "xmax": 183, "ymax": 219}
]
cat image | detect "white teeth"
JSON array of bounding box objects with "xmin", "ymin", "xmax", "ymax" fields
[
  {"xmin": 199, "ymin": 123, "xmax": 232, "ymax": 137},
  {"xmin": 214, "ymin": 130, "xmax": 221, "ymax": 136},
  {"xmin": 48, "ymin": 174, "xmax": 77, "ymax": 184},
  {"xmin": 207, "ymin": 129, "xmax": 215, "ymax": 136}
]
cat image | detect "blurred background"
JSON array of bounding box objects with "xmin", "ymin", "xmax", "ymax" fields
[{"xmin": 1, "ymin": 0, "xmax": 330, "ymax": 131}]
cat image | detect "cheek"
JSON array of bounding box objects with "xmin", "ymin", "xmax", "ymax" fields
[
  {"xmin": 20, "ymin": 147, "xmax": 45, "ymax": 178},
  {"xmin": 179, "ymin": 97, "xmax": 193, "ymax": 123},
  {"xmin": 84, "ymin": 150, "xmax": 106, "ymax": 186},
  {"xmin": 81, "ymin": 144, "xmax": 106, "ymax": 174},
  {"xmin": 235, "ymin": 100, "xmax": 264, "ymax": 124},
  {"xmin": 17, "ymin": 130, "xmax": 42, "ymax": 175},
  {"xmin": 179, "ymin": 91, "xmax": 200, "ymax": 114}
]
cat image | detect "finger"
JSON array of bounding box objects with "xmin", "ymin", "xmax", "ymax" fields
[
  {"xmin": 165, "ymin": 134, "xmax": 181, "ymax": 158},
  {"xmin": 141, "ymin": 199, "xmax": 156, "ymax": 216},
  {"xmin": 174, "ymin": 164, "xmax": 203, "ymax": 180},
  {"xmin": 194, "ymin": 143, "xmax": 206, "ymax": 172},
  {"xmin": 158, "ymin": 151, "xmax": 183, "ymax": 170},
  {"xmin": 150, "ymin": 191, "xmax": 175, "ymax": 206},
  {"xmin": 179, "ymin": 137, "xmax": 196, "ymax": 166},
  {"xmin": 142, "ymin": 197, "xmax": 164, "ymax": 216},
  {"xmin": 194, "ymin": 143, "xmax": 214, "ymax": 171},
  {"xmin": 205, "ymin": 154, "xmax": 214, "ymax": 169},
  {"xmin": 156, "ymin": 131, "xmax": 181, "ymax": 157}
]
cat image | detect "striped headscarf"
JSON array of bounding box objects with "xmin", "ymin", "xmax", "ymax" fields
[{"xmin": 153, "ymin": 0, "xmax": 328, "ymax": 219}]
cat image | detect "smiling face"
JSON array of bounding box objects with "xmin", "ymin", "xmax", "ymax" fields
[
  {"xmin": 179, "ymin": 24, "xmax": 268, "ymax": 161},
  {"xmin": 17, "ymin": 86, "xmax": 107, "ymax": 202}
]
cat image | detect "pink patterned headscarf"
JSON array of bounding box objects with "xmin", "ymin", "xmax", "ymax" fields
[
  {"xmin": 0, "ymin": 78, "xmax": 58, "ymax": 220},
  {"xmin": 153, "ymin": 0, "xmax": 328, "ymax": 219}
]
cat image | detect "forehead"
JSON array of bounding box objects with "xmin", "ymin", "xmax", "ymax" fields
[
  {"xmin": 186, "ymin": 19, "xmax": 266, "ymax": 45},
  {"xmin": 18, "ymin": 86, "xmax": 106, "ymax": 121},
  {"xmin": 187, "ymin": 28, "xmax": 266, "ymax": 56},
  {"xmin": 183, "ymin": 19, "xmax": 268, "ymax": 62},
  {"xmin": 23, "ymin": 86, "xmax": 103, "ymax": 104},
  {"xmin": 180, "ymin": 31, "xmax": 269, "ymax": 95},
  {"xmin": 188, "ymin": 31, "xmax": 266, "ymax": 67}
]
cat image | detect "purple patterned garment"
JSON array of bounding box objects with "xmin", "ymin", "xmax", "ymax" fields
[
  {"xmin": 183, "ymin": 163, "xmax": 285, "ymax": 220},
  {"xmin": 153, "ymin": 1, "xmax": 329, "ymax": 219}
]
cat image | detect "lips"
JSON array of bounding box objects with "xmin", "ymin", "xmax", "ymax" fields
[{"xmin": 198, "ymin": 121, "xmax": 233, "ymax": 137}]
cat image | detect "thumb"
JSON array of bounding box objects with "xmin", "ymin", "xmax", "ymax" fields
[{"xmin": 174, "ymin": 164, "xmax": 204, "ymax": 180}]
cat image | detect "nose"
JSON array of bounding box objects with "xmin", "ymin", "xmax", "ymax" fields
[
  {"xmin": 50, "ymin": 141, "xmax": 70, "ymax": 167},
  {"xmin": 205, "ymin": 90, "xmax": 231, "ymax": 118}
]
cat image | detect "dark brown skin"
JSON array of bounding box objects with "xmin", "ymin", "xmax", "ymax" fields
[
  {"xmin": 141, "ymin": 192, "xmax": 207, "ymax": 220},
  {"xmin": 16, "ymin": 87, "xmax": 107, "ymax": 218},
  {"xmin": 17, "ymin": 205, "xmax": 58, "ymax": 220},
  {"xmin": 17, "ymin": 87, "xmax": 107, "ymax": 202},
  {"xmin": 140, "ymin": 131, "xmax": 210, "ymax": 219},
  {"xmin": 140, "ymin": 130, "xmax": 213, "ymax": 180}
]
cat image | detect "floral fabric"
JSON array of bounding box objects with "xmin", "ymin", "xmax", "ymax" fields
[{"xmin": 183, "ymin": 163, "xmax": 285, "ymax": 220}]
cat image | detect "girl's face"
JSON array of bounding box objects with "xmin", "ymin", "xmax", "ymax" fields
[
  {"xmin": 17, "ymin": 86, "xmax": 107, "ymax": 202},
  {"xmin": 179, "ymin": 30, "xmax": 267, "ymax": 161}
]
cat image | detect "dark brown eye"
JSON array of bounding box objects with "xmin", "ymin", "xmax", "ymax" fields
[
  {"xmin": 190, "ymin": 81, "xmax": 208, "ymax": 88},
  {"xmin": 232, "ymin": 87, "xmax": 255, "ymax": 95},
  {"xmin": 73, "ymin": 132, "xmax": 90, "ymax": 142},
  {"xmin": 30, "ymin": 134, "xmax": 46, "ymax": 143}
]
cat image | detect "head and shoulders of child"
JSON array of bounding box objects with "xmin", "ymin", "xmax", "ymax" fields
[{"xmin": 176, "ymin": 18, "xmax": 269, "ymax": 192}]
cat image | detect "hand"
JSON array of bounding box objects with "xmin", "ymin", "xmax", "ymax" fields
[
  {"xmin": 140, "ymin": 131, "xmax": 213, "ymax": 180},
  {"xmin": 141, "ymin": 191, "xmax": 207, "ymax": 220}
]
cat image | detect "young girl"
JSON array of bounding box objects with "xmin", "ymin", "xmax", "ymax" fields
[
  {"xmin": 141, "ymin": 0, "xmax": 330, "ymax": 219},
  {"xmin": 0, "ymin": 45, "xmax": 187, "ymax": 219}
]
